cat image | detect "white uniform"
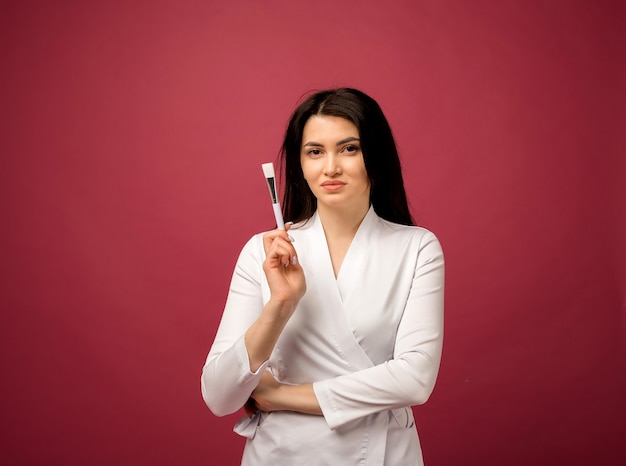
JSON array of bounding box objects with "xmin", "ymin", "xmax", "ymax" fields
[{"xmin": 202, "ymin": 207, "xmax": 444, "ymax": 465}]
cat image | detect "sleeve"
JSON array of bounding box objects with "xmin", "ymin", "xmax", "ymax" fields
[
  {"xmin": 200, "ymin": 235, "xmax": 270, "ymax": 417},
  {"xmin": 313, "ymin": 231, "xmax": 445, "ymax": 430}
]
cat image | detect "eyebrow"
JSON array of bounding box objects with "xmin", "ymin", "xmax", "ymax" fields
[{"xmin": 303, "ymin": 137, "xmax": 360, "ymax": 147}]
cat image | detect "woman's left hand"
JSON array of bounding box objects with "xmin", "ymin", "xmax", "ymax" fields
[{"xmin": 249, "ymin": 370, "xmax": 282, "ymax": 413}]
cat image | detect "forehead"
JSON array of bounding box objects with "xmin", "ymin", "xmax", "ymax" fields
[{"xmin": 302, "ymin": 115, "xmax": 359, "ymax": 141}]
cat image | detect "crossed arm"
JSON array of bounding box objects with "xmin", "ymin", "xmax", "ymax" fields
[{"xmin": 245, "ymin": 372, "xmax": 321, "ymax": 417}]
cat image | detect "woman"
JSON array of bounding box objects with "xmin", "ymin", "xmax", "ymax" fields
[{"xmin": 201, "ymin": 88, "xmax": 444, "ymax": 465}]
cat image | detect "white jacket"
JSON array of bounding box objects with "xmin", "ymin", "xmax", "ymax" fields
[{"xmin": 202, "ymin": 207, "xmax": 445, "ymax": 465}]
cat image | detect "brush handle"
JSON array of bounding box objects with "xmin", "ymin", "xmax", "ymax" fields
[{"xmin": 272, "ymin": 203, "xmax": 285, "ymax": 230}]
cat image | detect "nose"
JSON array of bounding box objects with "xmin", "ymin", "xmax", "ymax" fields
[{"xmin": 323, "ymin": 153, "xmax": 342, "ymax": 176}]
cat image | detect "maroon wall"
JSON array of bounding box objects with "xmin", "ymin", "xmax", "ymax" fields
[{"xmin": 2, "ymin": 1, "xmax": 624, "ymax": 465}]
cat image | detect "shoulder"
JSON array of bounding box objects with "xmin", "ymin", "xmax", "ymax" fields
[
  {"xmin": 376, "ymin": 215, "xmax": 440, "ymax": 243},
  {"xmin": 374, "ymin": 215, "xmax": 444, "ymax": 262},
  {"xmin": 237, "ymin": 232, "xmax": 267, "ymax": 263}
]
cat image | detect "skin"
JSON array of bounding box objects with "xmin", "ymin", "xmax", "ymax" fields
[{"xmin": 246, "ymin": 115, "xmax": 371, "ymax": 417}]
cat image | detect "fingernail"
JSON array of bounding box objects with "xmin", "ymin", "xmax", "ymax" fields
[
  {"xmin": 285, "ymin": 221, "xmax": 294, "ymax": 226},
  {"xmin": 288, "ymin": 234, "xmax": 295, "ymax": 242},
  {"xmin": 292, "ymin": 255, "xmax": 297, "ymax": 265}
]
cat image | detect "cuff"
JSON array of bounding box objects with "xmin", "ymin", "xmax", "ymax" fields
[{"xmin": 234, "ymin": 334, "xmax": 270, "ymax": 378}]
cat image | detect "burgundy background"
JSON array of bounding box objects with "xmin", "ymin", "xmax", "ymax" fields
[{"xmin": 1, "ymin": 1, "xmax": 624, "ymax": 465}]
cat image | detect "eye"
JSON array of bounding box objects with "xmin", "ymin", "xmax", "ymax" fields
[
  {"xmin": 306, "ymin": 148, "xmax": 322, "ymax": 158},
  {"xmin": 342, "ymin": 144, "xmax": 360, "ymax": 154}
]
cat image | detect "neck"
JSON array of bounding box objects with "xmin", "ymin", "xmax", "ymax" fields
[{"xmin": 317, "ymin": 202, "xmax": 370, "ymax": 241}]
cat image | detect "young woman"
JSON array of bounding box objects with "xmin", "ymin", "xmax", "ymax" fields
[{"xmin": 201, "ymin": 88, "xmax": 444, "ymax": 465}]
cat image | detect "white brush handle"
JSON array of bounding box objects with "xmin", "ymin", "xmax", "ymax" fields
[{"xmin": 272, "ymin": 203, "xmax": 285, "ymax": 230}]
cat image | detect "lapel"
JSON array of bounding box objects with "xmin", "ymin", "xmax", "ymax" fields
[
  {"xmin": 336, "ymin": 206, "xmax": 379, "ymax": 304},
  {"xmin": 306, "ymin": 207, "xmax": 379, "ymax": 303},
  {"xmin": 300, "ymin": 207, "xmax": 380, "ymax": 370},
  {"xmin": 306, "ymin": 212, "xmax": 343, "ymax": 304}
]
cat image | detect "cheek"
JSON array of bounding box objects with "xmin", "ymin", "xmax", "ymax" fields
[
  {"xmin": 300, "ymin": 159, "xmax": 319, "ymax": 182},
  {"xmin": 351, "ymin": 159, "xmax": 369, "ymax": 183},
  {"xmin": 299, "ymin": 167, "xmax": 315, "ymax": 191},
  {"xmin": 300, "ymin": 157, "xmax": 309, "ymax": 177},
  {"xmin": 300, "ymin": 166, "xmax": 311, "ymax": 184}
]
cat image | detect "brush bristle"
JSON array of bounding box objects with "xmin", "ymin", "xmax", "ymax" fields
[{"xmin": 262, "ymin": 163, "xmax": 275, "ymax": 178}]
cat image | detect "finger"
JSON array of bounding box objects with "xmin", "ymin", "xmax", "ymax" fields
[
  {"xmin": 264, "ymin": 226, "xmax": 292, "ymax": 239},
  {"xmin": 265, "ymin": 251, "xmax": 297, "ymax": 269},
  {"xmin": 266, "ymin": 237, "xmax": 297, "ymax": 265},
  {"xmin": 269, "ymin": 243, "xmax": 297, "ymax": 267},
  {"xmin": 284, "ymin": 222, "xmax": 295, "ymax": 241},
  {"xmin": 263, "ymin": 229, "xmax": 293, "ymax": 254}
]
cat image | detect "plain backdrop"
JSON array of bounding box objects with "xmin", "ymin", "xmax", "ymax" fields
[{"xmin": 1, "ymin": 1, "xmax": 624, "ymax": 465}]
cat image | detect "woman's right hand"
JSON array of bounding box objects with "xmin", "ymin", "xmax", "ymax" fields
[{"xmin": 262, "ymin": 224, "xmax": 306, "ymax": 309}]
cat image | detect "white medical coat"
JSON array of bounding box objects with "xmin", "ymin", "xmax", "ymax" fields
[{"xmin": 202, "ymin": 207, "xmax": 444, "ymax": 465}]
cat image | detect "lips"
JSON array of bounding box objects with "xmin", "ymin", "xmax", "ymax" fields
[{"xmin": 321, "ymin": 181, "xmax": 346, "ymax": 191}]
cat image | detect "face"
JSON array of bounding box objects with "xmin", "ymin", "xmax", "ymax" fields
[{"xmin": 300, "ymin": 115, "xmax": 370, "ymax": 214}]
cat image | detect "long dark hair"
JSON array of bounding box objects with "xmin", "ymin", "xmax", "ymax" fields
[{"xmin": 279, "ymin": 88, "xmax": 414, "ymax": 226}]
